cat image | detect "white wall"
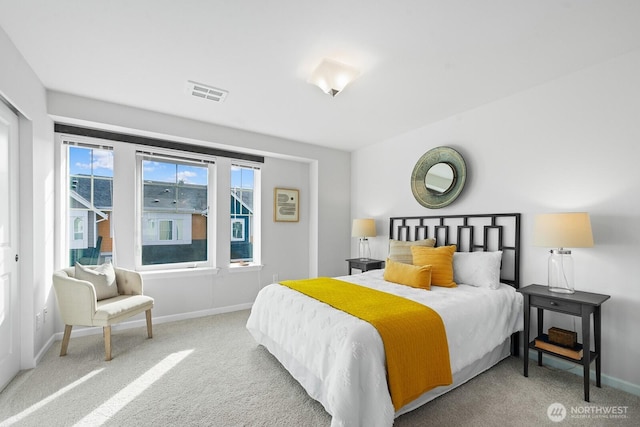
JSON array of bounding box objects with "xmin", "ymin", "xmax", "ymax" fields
[{"xmin": 352, "ymin": 49, "xmax": 640, "ymax": 394}]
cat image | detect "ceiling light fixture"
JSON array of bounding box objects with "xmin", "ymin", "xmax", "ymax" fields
[{"xmin": 308, "ymin": 58, "xmax": 360, "ymax": 97}]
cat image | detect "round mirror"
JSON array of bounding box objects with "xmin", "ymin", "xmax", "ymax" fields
[
  {"xmin": 411, "ymin": 146, "xmax": 466, "ymax": 209},
  {"xmin": 425, "ymin": 163, "xmax": 455, "ymax": 194}
]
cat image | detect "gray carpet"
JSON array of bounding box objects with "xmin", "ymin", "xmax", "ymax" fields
[{"xmin": 0, "ymin": 310, "xmax": 637, "ymax": 426}]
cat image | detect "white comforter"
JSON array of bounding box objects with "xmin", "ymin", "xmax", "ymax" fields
[{"xmin": 246, "ymin": 269, "xmax": 523, "ymax": 427}]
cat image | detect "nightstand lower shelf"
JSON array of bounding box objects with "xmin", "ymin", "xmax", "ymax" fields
[{"xmin": 529, "ymin": 341, "xmax": 598, "ymax": 365}]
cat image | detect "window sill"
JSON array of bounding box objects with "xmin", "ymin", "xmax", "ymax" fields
[
  {"xmin": 140, "ymin": 267, "xmax": 220, "ymax": 280},
  {"xmin": 227, "ymin": 263, "xmax": 264, "ymax": 273}
]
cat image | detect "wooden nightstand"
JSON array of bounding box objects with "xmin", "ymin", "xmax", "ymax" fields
[
  {"xmin": 345, "ymin": 258, "xmax": 384, "ymax": 275},
  {"xmin": 518, "ymin": 284, "xmax": 610, "ymax": 402}
]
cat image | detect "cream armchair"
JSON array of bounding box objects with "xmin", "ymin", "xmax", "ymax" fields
[{"xmin": 52, "ymin": 265, "xmax": 154, "ymax": 361}]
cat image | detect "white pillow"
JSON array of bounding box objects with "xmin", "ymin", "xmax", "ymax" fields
[
  {"xmin": 453, "ymin": 251, "xmax": 502, "ymax": 289},
  {"xmin": 75, "ymin": 262, "xmax": 119, "ymax": 300}
]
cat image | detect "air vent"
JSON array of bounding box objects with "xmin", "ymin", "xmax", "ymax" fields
[{"xmin": 186, "ymin": 80, "xmax": 228, "ymax": 103}]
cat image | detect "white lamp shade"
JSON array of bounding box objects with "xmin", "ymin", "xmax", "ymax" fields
[
  {"xmin": 533, "ymin": 212, "xmax": 594, "ymax": 248},
  {"xmin": 352, "ymin": 218, "xmax": 376, "ymax": 238},
  {"xmin": 308, "ymin": 58, "xmax": 360, "ymax": 96}
]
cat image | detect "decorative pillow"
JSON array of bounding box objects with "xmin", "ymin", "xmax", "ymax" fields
[
  {"xmin": 383, "ymin": 258, "xmax": 432, "ymax": 290},
  {"xmin": 453, "ymin": 251, "xmax": 503, "ymax": 289},
  {"xmin": 75, "ymin": 262, "xmax": 119, "ymax": 300},
  {"xmin": 411, "ymin": 245, "xmax": 457, "ymax": 288},
  {"xmin": 388, "ymin": 238, "xmax": 436, "ymax": 264}
]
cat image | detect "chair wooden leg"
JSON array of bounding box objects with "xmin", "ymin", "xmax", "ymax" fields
[
  {"xmin": 60, "ymin": 325, "xmax": 72, "ymax": 356},
  {"xmin": 104, "ymin": 326, "xmax": 112, "ymax": 361},
  {"xmin": 146, "ymin": 309, "xmax": 153, "ymax": 338}
]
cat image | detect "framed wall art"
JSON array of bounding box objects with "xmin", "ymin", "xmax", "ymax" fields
[{"xmin": 274, "ymin": 188, "xmax": 299, "ymax": 222}]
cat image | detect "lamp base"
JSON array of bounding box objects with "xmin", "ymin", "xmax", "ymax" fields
[
  {"xmin": 547, "ymin": 249, "xmax": 575, "ymax": 294},
  {"xmin": 548, "ymin": 286, "xmax": 575, "ymax": 294},
  {"xmin": 358, "ymin": 238, "xmax": 371, "ymax": 260}
]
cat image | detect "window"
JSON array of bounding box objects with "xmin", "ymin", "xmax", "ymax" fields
[
  {"xmin": 73, "ymin": 217, "xmax": 84, "ymax": 241},
  {"xmin": 59, "ymin": 127, "xmax": 263, "ymax": 273},
  {"xmin": 139, "ymin": 154, "xmax": 211, "ymax": 267},
  {"xmin": 231, "ymin": 218, "xmax": 244, "ymax": 241},
  {"xmin": 230, "ymin": 164, "xmax": 260, "ymax": 263},
  {"xmin": 66, "ymin": 144, "xmax": 113, "ymax": 266},
  {"xmin": 158, "ymin": 220, "xmax": 174, "ymax": 241}
]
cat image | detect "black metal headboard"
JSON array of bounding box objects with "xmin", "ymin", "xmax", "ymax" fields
[{"xmin": 389, "ymin": 213, "xmax": 521, "ymax": 289}]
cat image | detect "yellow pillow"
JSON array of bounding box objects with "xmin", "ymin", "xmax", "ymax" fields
[
  {"xmin": 383, "ymin": 258, "xmax": 432, "ymax": 290},
  {"xmin": 411, "ymin": 245, "xmax": 457, "ymax": 288}
]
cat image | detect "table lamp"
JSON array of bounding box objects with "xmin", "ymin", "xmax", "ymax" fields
[
  {"xmin": 352, "ymin": 218, "xmax": 376, "ymax": 260},
  {"xmin": 533, "ymin": 212, "xmax": 594, "ymax": 294}
]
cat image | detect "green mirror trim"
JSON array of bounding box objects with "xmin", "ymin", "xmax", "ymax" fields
[{"xmin": 411, "ymin": 146, "xmax": 467, "ymax": 209}]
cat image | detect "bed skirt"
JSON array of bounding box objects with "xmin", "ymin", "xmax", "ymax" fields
[{"xmin": 395, "ymin": 337, "xmax": 511, "ymax": 417}]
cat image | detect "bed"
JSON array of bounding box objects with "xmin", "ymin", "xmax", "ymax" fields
[{"xmin": 246, "ymin": 213, "xmax": 523, "ymax": 426}]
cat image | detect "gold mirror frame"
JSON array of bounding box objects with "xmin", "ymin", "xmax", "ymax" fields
[{"xmin": 411, "ymin": 146, "xmax": 467, "ymax": 209}]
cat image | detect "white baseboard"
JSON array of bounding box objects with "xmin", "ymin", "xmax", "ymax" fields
[
  {"xmin": 51, "ymin": 303, "xmax": 254, "ymax": 342},
  {"xmin": 32, "ymin": 334, "xmax": 58, "ymax": 366},
  {"xmin": 151, "ymin": 303, "xmax": 253, "ymax": 325},
  {"xmin": 527, "ymin": 349, "xmax": 640, "ymax": 397}
]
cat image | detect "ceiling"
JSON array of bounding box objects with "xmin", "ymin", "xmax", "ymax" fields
[{"xmin": 1, "ymin": 1, "xmax": 639, "ymax": 152}]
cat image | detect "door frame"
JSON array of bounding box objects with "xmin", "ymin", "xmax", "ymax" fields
[{"xmin": 0, "ymin": 99, "xmax": 21, "ymax": 391}]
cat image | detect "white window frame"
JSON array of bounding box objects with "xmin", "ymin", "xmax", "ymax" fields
[
  {"xmin": 135, "ymin": 148, "xmax": 216, "ymax": 271},
  {"xmin": 229, "ymin": 162, "xmax": 261, "ymax": 267},
  {"xmin": 59, "ymin": 136, "xmax": 114, "ymax": 266}
]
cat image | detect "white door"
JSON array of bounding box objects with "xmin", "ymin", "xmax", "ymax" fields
[{"xmin": 0, "ymin": 100, "xmax": 20, "ymax": 391}]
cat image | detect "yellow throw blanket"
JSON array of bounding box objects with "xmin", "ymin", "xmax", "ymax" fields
[{"xmin": 280, "ymin": 277, "xmax": 452, "ymax": 410}]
